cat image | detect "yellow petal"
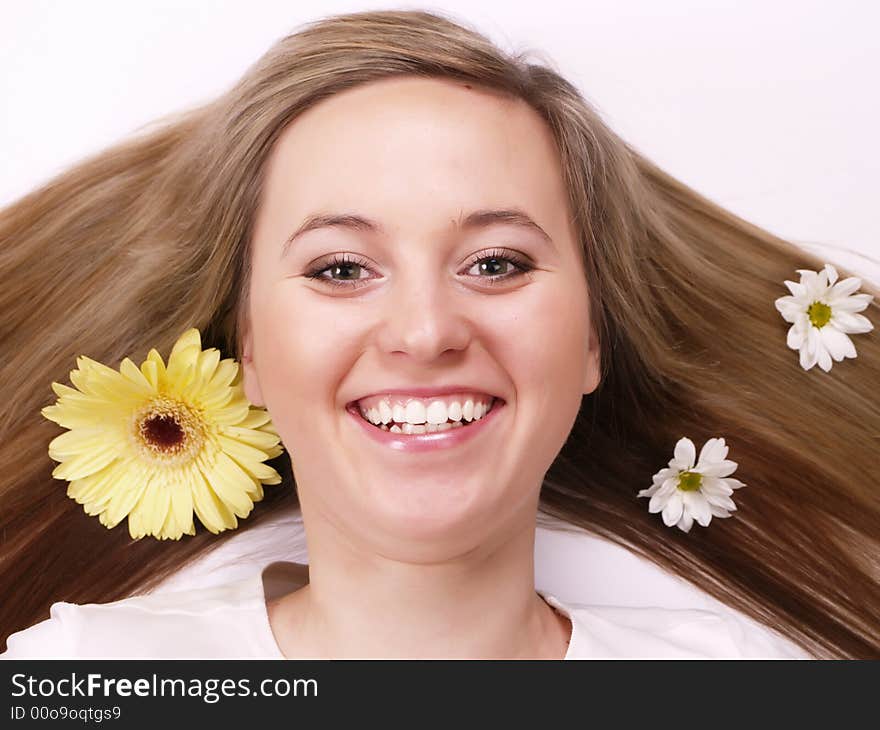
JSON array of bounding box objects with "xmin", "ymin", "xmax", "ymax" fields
[
  {"xmin": 132, "ymin": 476, "xmax": 171, "ymax": 537},
  {"xmin": 166, "ymin": 330, "xmax": 202, "ymax": 384},
  {"xmin": 197, "ymin": 348, "xmax": 222, "ymax": 384},
  {"xmin": 120, "ymin": 357, "xmax": 156, "ymax": 396},
  {"xmin": 208, "ymin": 359, "xmax": 238, "ymax": 390},
  {"xmin": 140, "ymin": 359, "xmax": 160, "ymax": 390},
  {"xmin": 100, "ymin": 465, "xmax": 150, "ymax": 528},
  {"xmin": 48, "ymin": 428, "xmax": 117, "ymax": 460},
  {"xmin": 128, "ymin": 507, "xmax": 147, "ymax": 539},
  {"xmin": 219, "ymin": 424, "xmax": 281, "ymax": 451},
  {"xmin": 248, "ymin": 481, "xmax": 265, "ymax": 501},
  {"xmin": 51, "ymin": 381, "xmax": 89, "ymax": 399},
  {"xmin": 169, "ymin": 328, "xmax": 202, "ymax": 358},
  {"xmin": 190, "ymin": 463, "xmax": 237, "ymax": 533},
  {"xmin": 52, "ymin": 442, "xmax": 119, "ymax": 481},
  {"xmin": 67, "ymin": 463, "xmax": 124, "ymax": 507},
  {"xmin": 237, "ymin": 408, "xmax": 273, "ymax": 430},
  {"xmin": 200, "ymin": 450, "xmax": 254, "ymax": 518},
  {"xmin": 169, "ymin": 471, "xmax": 195, "ymax": 535},
  {"xmin": 157, "ymin": 508, "xmax": 183, "ymax": 540},
  {"xmin": 145, "ymin": 349, "xmax": 167, "ymax": 382},
  {"xmin": 76, "ymin": 356, "xmax": 149, "ymax": 403},
  {"xmin": 264, "ymin": 444, "xmax": 285, "ymax": 461},
  {"xmin": 217, "ymin": 433, "xmax": 275, "ymax": 468},
  {"xmin": 165, "ymin": 350, "xmax": 200, "ymax": 396},
  {"xmin": 196, "ymin": 385, "xmax": 235, "ymax": 412},
  {"xmin": 212, "ymin": 397, "xmax": 253, "ymax": 426}
]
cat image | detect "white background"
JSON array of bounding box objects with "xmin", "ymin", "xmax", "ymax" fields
[{"xmin": 3, "ymin": 0, "xmax": 879, "ymax": 283}]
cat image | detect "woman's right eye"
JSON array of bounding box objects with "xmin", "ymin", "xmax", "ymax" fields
[{"xmin": 304, "ymin": 253, "xmax": 374, "ymax": 289}]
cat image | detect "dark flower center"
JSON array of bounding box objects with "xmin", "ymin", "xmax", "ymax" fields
[
  {"xmin": 133, "ymin": 396, "xmax": 205, "ymax": 465},
  {"xmin": 142, "ymin": 414, "xmax": 185, "ymax": 449}
]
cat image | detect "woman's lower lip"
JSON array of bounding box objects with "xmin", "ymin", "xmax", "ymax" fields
[{"xmin": 345, "ymin": 401, "xmax": 506, "ymax": 453}]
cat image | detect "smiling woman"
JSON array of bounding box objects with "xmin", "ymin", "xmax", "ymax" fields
[{"xmin": 1, "ymin": 9, "xmax": 878, "ymax": 659}]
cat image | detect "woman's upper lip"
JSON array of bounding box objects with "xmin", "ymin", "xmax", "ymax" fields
[{"xmin": 346, "ymin": 385, "xmax": 505, "ymax": 407}]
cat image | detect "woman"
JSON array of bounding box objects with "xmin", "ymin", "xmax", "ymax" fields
[{"xmin": 1, "ymin": 9, "xmax": 877, "ymax": 658}]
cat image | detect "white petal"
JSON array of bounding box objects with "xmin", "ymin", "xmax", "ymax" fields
[
  {"xmin": 648, "ymin": 490, "xmax": 669, "ymax": 514},
  {"xmin": 806, "ymin": 326, "xmax": 820, "ymax": 356},
  {"xmin": 816, "ymin": 340, "xmax": 833, "ymax": 372},
  {"xmin": 786, "ymin": 322, "xmax": 806, "ymax": 350},
  {"xmin": 799, "ymin": 338, "xmax": 818, "ymax": 370},
  {"xmin": 820, "ymin": 325, "xmax": 857, "ymax": 361},
  {"xmin": 648, "ymin": 479, "xmax": 677, "ymax": 512},
  {"xmin": 701, "ymin": 476, "xmax": 734, "ymax": 496},
  {"xmin": 697, "ymin": 437, "xmax": 728, "ymax": 467},
  {"xmin": 651, "ymin": 467, "xmax": 678, "ymax": 488},
  {"xmin": 698, "ymin": 459, "xmax": 738, "ymax": 478},
  {"xmin": 676, "ymin": 511, "xmax": 694, "ymax": 533},
  {"xmin": 822, "ymin": 263, "xmax": 838, "ymax": 287},
  {"xmin": 721, "ymin": 477, "xmax": 747, "ymax": 490},
  {"xmin": 784, "ymin": 280, "xmax": 807, "ymax": 298},
  {"xmin": 672, "ymin": 438, "xmax": 696, "ymax": 470},
  {"xmin": 685, "ymin": 491, "xmax": 712, "ymax": 527},
  {"xmin": 704, "ymin": 491, "xmax": 737, "ymax": 511},
  {"xmin": 661, "ymin": 491, "xmax": 684, "ymax": 527},
  {"xmin": 775, "ymin": 297, "xmax": 804, "ymax": 322},
  {"xmin": 830, "ymin": 310, "xmax": 874, "ymax": 334},
  {"xmin": 826, "ymin": 276, "xmax": 862, "ymax": 302},
  {"xmin": 637, "ymin": 484, "xmax": 659, "ymax": 498},
  {"xmin": 831, "ymin": 293, "xmax": 873, "ymax": 313},
  {"xmin": 709, "ymin": 503, "xmax": 732, "ymax": 518}
]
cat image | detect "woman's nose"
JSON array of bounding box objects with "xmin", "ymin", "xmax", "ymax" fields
[{"xmin": 375, "ymin": 271, "xmax": 471, "ymax": 362}]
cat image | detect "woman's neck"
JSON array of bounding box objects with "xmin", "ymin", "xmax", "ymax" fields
[{"xmin": 266, "ymin": 517, "xmax": 572, "ymax": 659}]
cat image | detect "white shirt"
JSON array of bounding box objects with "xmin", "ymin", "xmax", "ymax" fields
[
  {"xmin": 2, "ymin": 565, "xmax": 808, "ymax": 659},
  {"xmin": 1, "ymin": 506, "xmax": 812, "ymax": 659}
]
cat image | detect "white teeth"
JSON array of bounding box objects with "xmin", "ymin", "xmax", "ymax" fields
[
  {"xmin": 401, "ymin": 423, "xmax": 428, "ymax": 435},
  {"xmin": 392, "ymin": 403, "xmax": 407, "ymax": 423},
  {"xmin": 405, "ymin": 401, "xmax": 426, "ymax": 424},
  {"xmin": 357, "ymin": 396, "xmax": 496, "ymax": 430},
  {"xmin": 425, "ymin": 400, "xmax": 447, "ymax": 424}
]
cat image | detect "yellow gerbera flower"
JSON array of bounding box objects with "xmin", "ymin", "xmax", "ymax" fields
[{"xmin": 41, "ymin": 328, "xmax": 284, "ymax": 540}]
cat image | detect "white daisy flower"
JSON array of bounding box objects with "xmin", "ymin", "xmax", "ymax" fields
[
  {"xmin": 637, "ymin": 437, "xmax": 745, "ymax": 533},
  {"xmin": 774, "ymin": 263, "xmax": 874, "ymax": 372}
]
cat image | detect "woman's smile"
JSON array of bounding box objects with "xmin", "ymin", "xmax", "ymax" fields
[{"xmin": 345, "ymin": 396, "xmax": 508, "ymax": 453}]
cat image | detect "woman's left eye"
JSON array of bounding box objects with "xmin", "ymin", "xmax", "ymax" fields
[{"xmin": 304, "ymin": 248, "xmax": 535, "ymax": 290}]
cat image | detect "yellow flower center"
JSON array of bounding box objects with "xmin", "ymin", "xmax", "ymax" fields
[
  {"xmin": 133, "ymin": 396, "xmax": 206, "ymax": 466},
  {"xmin": 807, "ymin": 300, "xmax": 832, "ymax": 328},
  {"xmin": 677, "ymin": 470, "xmax": 703, "ymax": 492}
]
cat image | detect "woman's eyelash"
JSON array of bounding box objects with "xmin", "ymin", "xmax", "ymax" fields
[
  {"xmin": 303, "ymin": 252, "xmax": 374, "ymax": 289},
  {"xmin": 303, "ymin": 248, "xmax": 535, "ymax": 289}
]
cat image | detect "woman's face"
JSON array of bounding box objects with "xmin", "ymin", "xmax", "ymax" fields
[{"xmin": 243, "ymin": 76, "xmax": 600, "ymax": 560}]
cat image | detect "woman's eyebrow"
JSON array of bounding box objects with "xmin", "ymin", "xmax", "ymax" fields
[{"xmin": 280, "ymin": 208, "xmax": 554, "ymax": 258}]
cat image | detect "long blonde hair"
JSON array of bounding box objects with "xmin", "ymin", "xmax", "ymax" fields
[{"xmin": 2, "ymin": 9, "xmax": 878, "ymax": 657}]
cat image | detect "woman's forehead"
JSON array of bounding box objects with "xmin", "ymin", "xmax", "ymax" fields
[{"xmin": 257, "ymin": 77, "xmax": 570, "ymax": 241}]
